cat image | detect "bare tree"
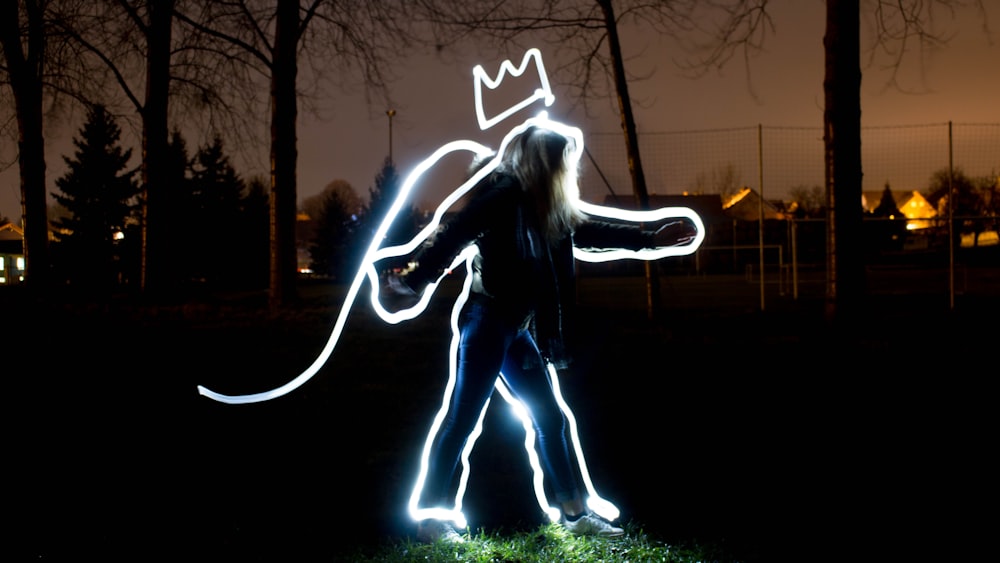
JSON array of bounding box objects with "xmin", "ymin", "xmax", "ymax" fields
[
  {"xmin": 824, "ymin": 0, "xmax": 864, "ymax": 321},
  {"xmin": 694, "ymin": 163, "xmax": 743, "ymax": 199},
  {"xmin": 2, "ymin": 1, "xmax": 263, "ymax": 297},
  {"xmin": 1, "ymin": 1, "xmax": 51, "ymax": 292},
  {"xmin": 824, "ymin": 0, "xmax": 989, "ymax": 319},
  {"xmin": 0, "ymin": 0, "xmax": 98, "ymax": 294},
  {"xmin": 413, "ymin": 0, "xmax": 771, "ymax": 318},
  {"xmin": 174, "ymin": 1, "xmax": 417, "ymax": 310}
]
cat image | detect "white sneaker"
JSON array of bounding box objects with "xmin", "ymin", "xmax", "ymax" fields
[
  {"xmin": 416, "ymin": 519, "xmax": 466, "ymax": 543},
  {"xmin": 561, "ymin": 511, "xmax": 624, "ymax": 537}
]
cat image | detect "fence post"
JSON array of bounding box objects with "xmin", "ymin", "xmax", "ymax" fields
[
  {"xmin": 948, "ymin": 121, "xmax": 955, "ymax": 310},
  {"xmin": 758, "ymin": 124, "xmax": 765, "ymax": 311}
]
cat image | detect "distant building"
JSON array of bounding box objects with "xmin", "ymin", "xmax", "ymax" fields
[
  {"xmin": 721, "ymin": 187, "xmax": 788, "ymax": 221},
  {"xmin": 0, "ymin": 222, "xmax": 25, "ymax": 285},
  {"xmin": 862, "ymin": 189, "xmax": 937, "ymax": 230}
]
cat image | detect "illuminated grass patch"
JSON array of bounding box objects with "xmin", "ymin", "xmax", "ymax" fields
[{"xmin": 340, "ymin": 521, "xmax": 734, "ymax": 563}]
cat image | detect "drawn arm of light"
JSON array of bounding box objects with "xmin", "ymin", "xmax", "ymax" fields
[
  {"xmin": 366, "ymin": 113, "xmax": 584, "ymax": 322},
  {"xmin": 196, "ymin": 140, "xmax": 492, "ymax": 404},
  {"xmin": 573, "ymin": 200, "xmax": 707, "ymax": 263},
  {"xmin": 473, "ymin": 48, "xmax": 554, "ymax": 131},
  {"xmin": 195, "ymin": 115, "xmax": 569, "ymax": 402}
]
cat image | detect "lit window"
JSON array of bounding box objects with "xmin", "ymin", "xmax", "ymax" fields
[{"xmin": 16, "ymin": 257, "xmax": 25, "ymax": 270}]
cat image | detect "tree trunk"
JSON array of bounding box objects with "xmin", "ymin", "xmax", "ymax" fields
[
  {"xmin": 140, "ymin": 0, "xmax": 175, "ymax": 295},
  {"xmin": 0, "ymin": 0, "xmax": 50, "ymax": 294},
  {"xmin": 269, "ymin": 0, "xmax": 300, "ymax": 310},
  {"xmin": 823, "ymin": 0, "xmax": 865, "ymax": 322},
  {"xmin": 597, "ymin": 0, "xmax": 660, "ymax": 320}
]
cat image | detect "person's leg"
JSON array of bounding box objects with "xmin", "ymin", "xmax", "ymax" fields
[
  {"xmin": 499, "ymin": 329, "xmax": 582, "ymax": 509},
  {"xmin": 417, "ymin": 300, "xmax": 514, "ymax": 511},
  {"xmin": 500, "ymin": 329, "xmax": 623, "ymax": 537}
]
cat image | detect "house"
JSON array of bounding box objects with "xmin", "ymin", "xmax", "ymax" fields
[
  {"xmin": 721, "ymin": 187, "xmax": 788, "ymax": 221},
  {"xmin": 861, "ymin": 189, "xmax": 937, "ymax": 230},
  {"xmin": 0, "ymin": 222, "xmax": 25, "ymax": 285}
]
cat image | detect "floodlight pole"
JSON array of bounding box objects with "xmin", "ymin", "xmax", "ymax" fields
[{"xmin": 386, "ymin": 109, "xmax": 396, "ymax": 164}]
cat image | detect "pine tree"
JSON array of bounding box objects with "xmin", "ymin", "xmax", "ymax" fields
[
  {"xmin": 160, "ymin": 130, "xmax": 194, "ymax": 291},
  {"xmin": 235, "ymin": 176, "xmax": 270, "ymax": 290},
  {"xmin": 188, "ymin": 136, "xmax": 246, "ymax": 287},
  {"xmin": 867, "ymin": 182, "xmax": 907, "ymax": 252},
  {"xmin": 308, "ymin": 185, "xmax": 361, "ymax": 280},
  {"xmin": 363, "ymin": 157, "xmax": 420, "ymax": 273},
  {"xmin": 51, "ymin": 105, "xmax": 139, "ymax": 291}
]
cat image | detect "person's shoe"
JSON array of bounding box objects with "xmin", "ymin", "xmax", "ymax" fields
[
  {"xmin": 560, "ymin": 511, "xmax": 624, "ymax": 537},
  {"xmin": 416, "ymin": 519, "xmax": 466, "ymax": 544}
]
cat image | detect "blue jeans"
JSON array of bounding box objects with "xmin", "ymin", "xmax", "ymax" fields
[{"xmin": 419, "ymin": 296, "xmax": 581, "ymax": 508}]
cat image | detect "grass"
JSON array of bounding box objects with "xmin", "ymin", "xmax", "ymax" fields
[
  {"xmin": 337, "ymin": 521, "xmax": 731, "ymax": 563},
  {"xmin": 15, "ymin": 275, "xmax": 995, "ymax": 562}
]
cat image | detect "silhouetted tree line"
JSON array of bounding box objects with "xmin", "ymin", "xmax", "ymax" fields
[
  {"xmin": 50, "ymin": 105, "xmax": 268, "ymax": 295},
  {"xmin": 305, "ymin": 157, "xmax": 420, "ymax": 281},
  {"xmin": 3, "ymin": 0, "xmax": 988, "ymax": 318}
]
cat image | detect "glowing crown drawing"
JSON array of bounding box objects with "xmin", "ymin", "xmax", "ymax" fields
[{"xmin": 473, "ymin": 48, "xmax": 554, "ymax": 130}]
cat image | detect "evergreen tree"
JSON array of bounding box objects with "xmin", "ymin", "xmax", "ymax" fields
[
  {"xmin": 188, "ymin": 136, "xmax": 246, "ymax": 288},
  {"xmin": 235, "ymin": 176, "xmax": 271, "ymax": 290},
  {"xmin": 362, "ymin": 157, "xmax": 420, "ymax": 273},
  {"xmin": 867, "ymin": 182, "xmax": 906, "ymax": 252},
  {"xmin": 51, "ymin": 105, "xmax": 139, "ymax": 291},
  {"xmin": 160, "ymin": 129, "xmax": 194, "ymax": 291},
  {"xmin": 872, "ymin": 183, "xmax": 903, "ymax": 218},
  {"xmin": 308, "ymin": 184, "xmax": 361, "ymax": 280}
]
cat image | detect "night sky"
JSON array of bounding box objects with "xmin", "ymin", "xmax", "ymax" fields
[{"xmin": 2, "ymin": 0, "xmax": 998, "ymax": 218}]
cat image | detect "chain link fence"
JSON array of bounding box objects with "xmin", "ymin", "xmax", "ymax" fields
[{"xmin": 579, "ymin": 122, "xmax": 1000, "ymax": 311}]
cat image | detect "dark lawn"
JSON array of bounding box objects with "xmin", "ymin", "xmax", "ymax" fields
[{"xmin": 11, "ymin": 275, "xmax": 994, "ymax": 561}]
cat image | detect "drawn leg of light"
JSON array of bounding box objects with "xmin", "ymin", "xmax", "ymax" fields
[
  {"xmin": 547, "ymin": 362, "xmax": 620, "ymax": 521},
  {"xmin": 407, "ymin": 252, "xmax": 484, "ymax": 530},
  {"xmin": 493, "ymin": 381, "xmax": 563, "ymax": 523}
]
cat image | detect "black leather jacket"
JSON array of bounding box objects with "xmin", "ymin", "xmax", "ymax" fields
[{"xmin": 404, "ymin": 172, "xmax": 653, "ymax": 366}]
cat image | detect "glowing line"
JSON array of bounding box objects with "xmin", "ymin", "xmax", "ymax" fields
[
  {"xmin": 547, "ymin": 362, "xmax": 619, "ymax": 521},
  {"xmin": 473, "ymin": 48, "xmax": 554, "ymax": 130},
  {"xmin": 494, "ymin": 382, "xmax": 562, "ymax": 523},
  {"xmin": 407, "ymin": 248, "xmax": 483, "ymax": 531},
  {"xmin": 196, "ymin": 140, "xmax": 492, "ymax": 403},
  {"xmin": 196, "ymin": 48, "xmax": 703, "ymax": 533},
  {"xmin": 574, "ymin": 200, "xmax": 706, "ymax": 262}
]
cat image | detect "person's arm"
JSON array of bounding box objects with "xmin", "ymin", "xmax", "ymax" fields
[
  {"xmin": 573, "ymin": 217, "xmax": 697, "ymax": 251},
  {"xmin": 572, "ymin": 219, "xmax": 652, "ymax": 251},
  {"xmin": 403, "ymin": 174, "xmax": 518, "ymax": 292}
]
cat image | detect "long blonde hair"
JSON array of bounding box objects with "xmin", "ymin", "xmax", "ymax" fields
[{"xmin": 498, "ymin": 126, "xmax": 586, "ymax": 244}]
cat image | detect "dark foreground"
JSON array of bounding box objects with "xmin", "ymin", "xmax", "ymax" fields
[{"xmin": 11, "ymin": 276, "xmax": 995, "ymax": 562}]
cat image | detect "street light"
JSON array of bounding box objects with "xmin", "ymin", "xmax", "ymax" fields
[{"xmin": 386, "ymin": 109, "xmax": 396, "ymax": 163}]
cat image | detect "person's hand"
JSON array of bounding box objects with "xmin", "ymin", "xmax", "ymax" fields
[
  {"xmin": 380, "ymin": 273, "xmax": 421, "ymax": 313},
  {"xmin": 652, "ymin": 220, "xmax": 698, "ymax": 247}
]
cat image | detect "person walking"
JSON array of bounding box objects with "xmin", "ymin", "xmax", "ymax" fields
[{"xmin": 384, "ymin": 123, "xmax": 696, "ymax": 543}]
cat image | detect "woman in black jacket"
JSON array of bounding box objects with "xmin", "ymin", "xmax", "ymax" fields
[{"xmin": 388, "ymin": 123, "xmax": 696, "ymax": 543}]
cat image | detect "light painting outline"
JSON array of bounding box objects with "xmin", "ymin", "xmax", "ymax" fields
[{"xmin": 196, "ymin": 47, "xmax": 705, "ymax": 531}]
